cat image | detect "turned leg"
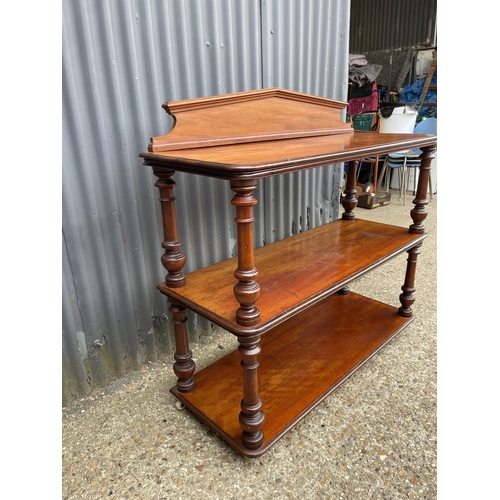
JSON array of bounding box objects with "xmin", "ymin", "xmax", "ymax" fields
[
  {"xmin": 409, "ymin": 146, "xmax": 435, "ymax": 234},
  {"xmin": 398, "ymin": 244, "xmax": 421, "ymax": 317},
  {"xmin": 230, "ymin": 180, "xmax": 261, "ymax": 326},
  {"xmin": 337, "ymin": 285, "xmax": 350, "ymax": 295},
  {"xmin": 169, "ymin": 299, "xmax": 195, "ymax": 392},
  {"xmin": 342, "ymin": 160, "xmax": 358, "ymax": 220},
  {"xmin": 238, "ymin": 335, "xmax": 265, "ymax": 450},
  {"xmin": 153, "ymin": 168, "xmax": 186, "ymax": 287}
]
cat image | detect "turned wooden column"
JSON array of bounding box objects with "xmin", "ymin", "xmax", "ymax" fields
[
  {"xmin": 153, "ymin": 168, "xmax": 186, "ymax": 288},
  {"xmin": 409, "ymin": 146, "xmax": 435, "ymax": 234},
  {"xmin": 169, "ymin": 299, "xmax": 195, "ymax": 392},
  {"xmin": 342, "ymin": 160, "xmax": 358, "ymax": 220},
  {"xmin": 230, "ymin": 180, "xmax": 261, "ymax": 326},
  {"xmin": 398, "ymin": 244, "xmax": 421, "ymax": 317},
  {"xmin": 238, "ymin": 335, "xmax": 265, "ymax": 450}
]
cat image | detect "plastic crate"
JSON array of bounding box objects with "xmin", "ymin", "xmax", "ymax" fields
[{"xmin": 352, "ymin": 113, "xmax": 375, "ymax": 131}]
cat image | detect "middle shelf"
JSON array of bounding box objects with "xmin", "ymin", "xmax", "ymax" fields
[{"xmin": 158, "ymin": 218, "xmax": 426, "ymax": 336}]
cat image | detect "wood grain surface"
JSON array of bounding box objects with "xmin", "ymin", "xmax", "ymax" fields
[
  {"xmin": 172, "ymin": 291, "xmax": 413, "ymax": 457},
  {"xmin": 142, "ymin": 131, "xmax": 437, "ymax": 179},
  {"xmin": 141, "ymin": 88, "xmax": 436, "ymax": 179},
  {"xmin": 148, "ymin": 88, "xmax": 351, "ymax": 152},
  {"xmin": 159, "ymin": 218, "xmax": 426, "ymax": 336}
]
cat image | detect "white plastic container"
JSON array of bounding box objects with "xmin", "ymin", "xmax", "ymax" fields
[{"xmin": 379, "ymin": 105, "xmax": 418, "ymax": 134}]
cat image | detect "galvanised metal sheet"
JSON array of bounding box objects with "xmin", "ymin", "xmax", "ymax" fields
[
  {"xmin": 261, "ymin": 0, "xmax": 349, "ymax": 244},
  {"xmin": 349, "ymin": 0, "xmax": 437, "ymax": 53},
  {"xmin": 62, "ymin": 0, "xmax": 350, "ymax": 404}
]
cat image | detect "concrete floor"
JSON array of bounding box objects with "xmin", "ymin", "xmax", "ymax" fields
[{"xmin": 62, "ymin": 189, "xmax": 437, "ymax": 500}]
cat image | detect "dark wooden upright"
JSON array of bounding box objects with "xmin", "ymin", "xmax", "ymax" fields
[
  {"xmin": 230, "ymin": 180, "xmax": 261, "ymax": 327},
  {"xmin": 140, "ymin": 88, "xmax": 437, "ymax": 458}
]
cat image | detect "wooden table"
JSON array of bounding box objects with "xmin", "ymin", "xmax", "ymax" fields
[{"xmin": 140, "ymin": 88, "xmax": 437, "ymax": 457}]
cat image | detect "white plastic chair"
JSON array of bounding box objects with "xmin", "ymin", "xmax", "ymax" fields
[{"xmin": 377, "ymin": 117, "xmax": 437, "ymax": 205}]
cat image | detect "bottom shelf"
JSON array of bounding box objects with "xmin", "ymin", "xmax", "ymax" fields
[{"xmin": 171, "ymin": 291, "xmax": 413, "ymax": 458}]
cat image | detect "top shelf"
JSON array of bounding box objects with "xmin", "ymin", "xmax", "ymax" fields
[
  {"xmin": 140, "ymin": 88, "xmax": 437, "ymax": 180},
  {"xmin": 141, "ymin": 131, "xmax": 437, "ymax": 179},
  {"xmin": 158, "ymin": 218, "xmax": 426, "ymax": 336}
]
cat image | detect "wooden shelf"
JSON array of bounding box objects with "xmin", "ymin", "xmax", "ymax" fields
[
  {"xmin": 140, "ymin": 88, "xmax": 437, "ymax": 457},
  {"xmin": 158, "ymin": 218, "xmax": 426, "ymax": 336},
  {"xmin": 141, "ymin": 131, "xmax": 438, "ymax": 179},
  {"xmin": 172, "ymin": 291, "xmax": 413, "ymax": 458}
]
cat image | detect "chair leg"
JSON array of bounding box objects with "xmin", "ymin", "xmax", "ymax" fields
[
  {"xmin": 373, "ymin": 155, "xmax": 380, "ymax": 192},
  {"xmin": 402, "ymin": 158, "xmax": 407, "ymax": 206},
  {"xmin": 377, "ymin": 158, "xmax": 387, "ymax": 192}
]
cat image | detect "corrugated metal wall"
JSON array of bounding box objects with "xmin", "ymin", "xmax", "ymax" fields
[
  {"xmin": 62, "ymin": 0, "xmax": 350, "ymax": 405},
  {"xmin": 347, "ymin": 0, "xmax": 436, "ymax": 93},
  {"xmin": 349, "ymin": 0, "xmax": 437, "ymax": 53}
]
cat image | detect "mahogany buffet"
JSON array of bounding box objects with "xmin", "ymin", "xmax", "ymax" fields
[{"xmin": 139, "ymin": 88, "xmax": 437, "ymax": 458}]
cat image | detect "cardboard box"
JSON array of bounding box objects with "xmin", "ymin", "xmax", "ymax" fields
[
  {"xmin": 357, "ymin": 190, "xmax": 391, "ymax": 209},
  {"xmin": 341, "ymin": 186, "xmax": 391, "ymax": 210}
]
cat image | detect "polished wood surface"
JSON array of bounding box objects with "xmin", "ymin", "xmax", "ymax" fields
[
  {"xmin": 230, "ymin": 180, "xmax": 261, "ymax": 326},
  {"xmin": 148, "ymin": 88, "xmax": 352, "ymax": 152},
  {"xmin": 140, "ymin": 88, "xmax": 437, "ymax": 457},
  {"xmin": 141, "ymin": 88, "xmax": 436, "ymax": 180},
  {"xmin": 237, "ymin": 334, "xmax": 265, "ymax": 450},
  {"xmin": 171, "ymin": 291, "xmax": 413, "ymax": 458},
  {"xmin": 142, "ymin": 131, "xmax": 437, "ymax": 179},
  {"xmin": 409, "ymin": 146, "xmax": 435, "ymax": 234},
  {"xmin": 168, "ymin": 299, "xmax": 195, "ymax": 393},
  {"xmin": 158, "ymin": 218, "xmax": 426, "ymax": 336},
  {"xmin": 153, "ymin": 168, "xmax": 186, "ymax": 287},
  {"xmin": 342, "ymin": 160, "xmax": 359, "ymax": 220}
]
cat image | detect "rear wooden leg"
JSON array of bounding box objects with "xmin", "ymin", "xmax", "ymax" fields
[
  {"xmin": 169, "ymin": 299, "xmax": 195, "ymax": 392},
  {"xmin": 342, "ymin": 160, "xmax": 358, "ymax": 220},
  {"xmin": 409, "ymin": 146, "xmax": 435, "ymax": 234},
  {"xmin": 238, "ymin": 335, "xmax": 265, "ymax": 450},
  {"xmin": 398, "ymin": 244, "xmax": 421, "ymax": 317}
]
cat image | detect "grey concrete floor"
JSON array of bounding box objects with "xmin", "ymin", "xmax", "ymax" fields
[{"xmin": 62, "ymin": 189, "xmax": 437, "ymax": 500}]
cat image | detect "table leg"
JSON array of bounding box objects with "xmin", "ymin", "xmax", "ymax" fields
[
  {"xmin": 169, "ymin": 299, "xmax": 195, "ymax": 393},
  {"xmin": 342, "ymin": 160, "xmax": 358, "ymax": 220},
  {"xmin": 153, "ymin": 168, "xmax": 186, "ymax": 287},
  {"xmin": 238, "ymin": 335, "xmax": 265, "ymax": 450},
  {"xmin": 409, "ymin": 146, "xmax": 435, "ymax": 234},
  {"xmin": 230, "ymin": 180, "xmax": 261, "ymax": 326},
  {"xmin": 398, "ymin": 244, "xmax": 421, "ymax": 318}
]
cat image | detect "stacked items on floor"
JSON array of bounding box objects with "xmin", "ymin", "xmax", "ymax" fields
[
  {"xmin": 345, "ymin": 55, "xmax": 391, "ymax": 209},
  {"xmin": 347, "ymin": 54, "xmax": 382, "ymax": 119}
]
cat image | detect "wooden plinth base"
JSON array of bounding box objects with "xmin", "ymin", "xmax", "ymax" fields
[{"xmin": 171, "ymin": 291, "xmax": 413, "ymax": 457}]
